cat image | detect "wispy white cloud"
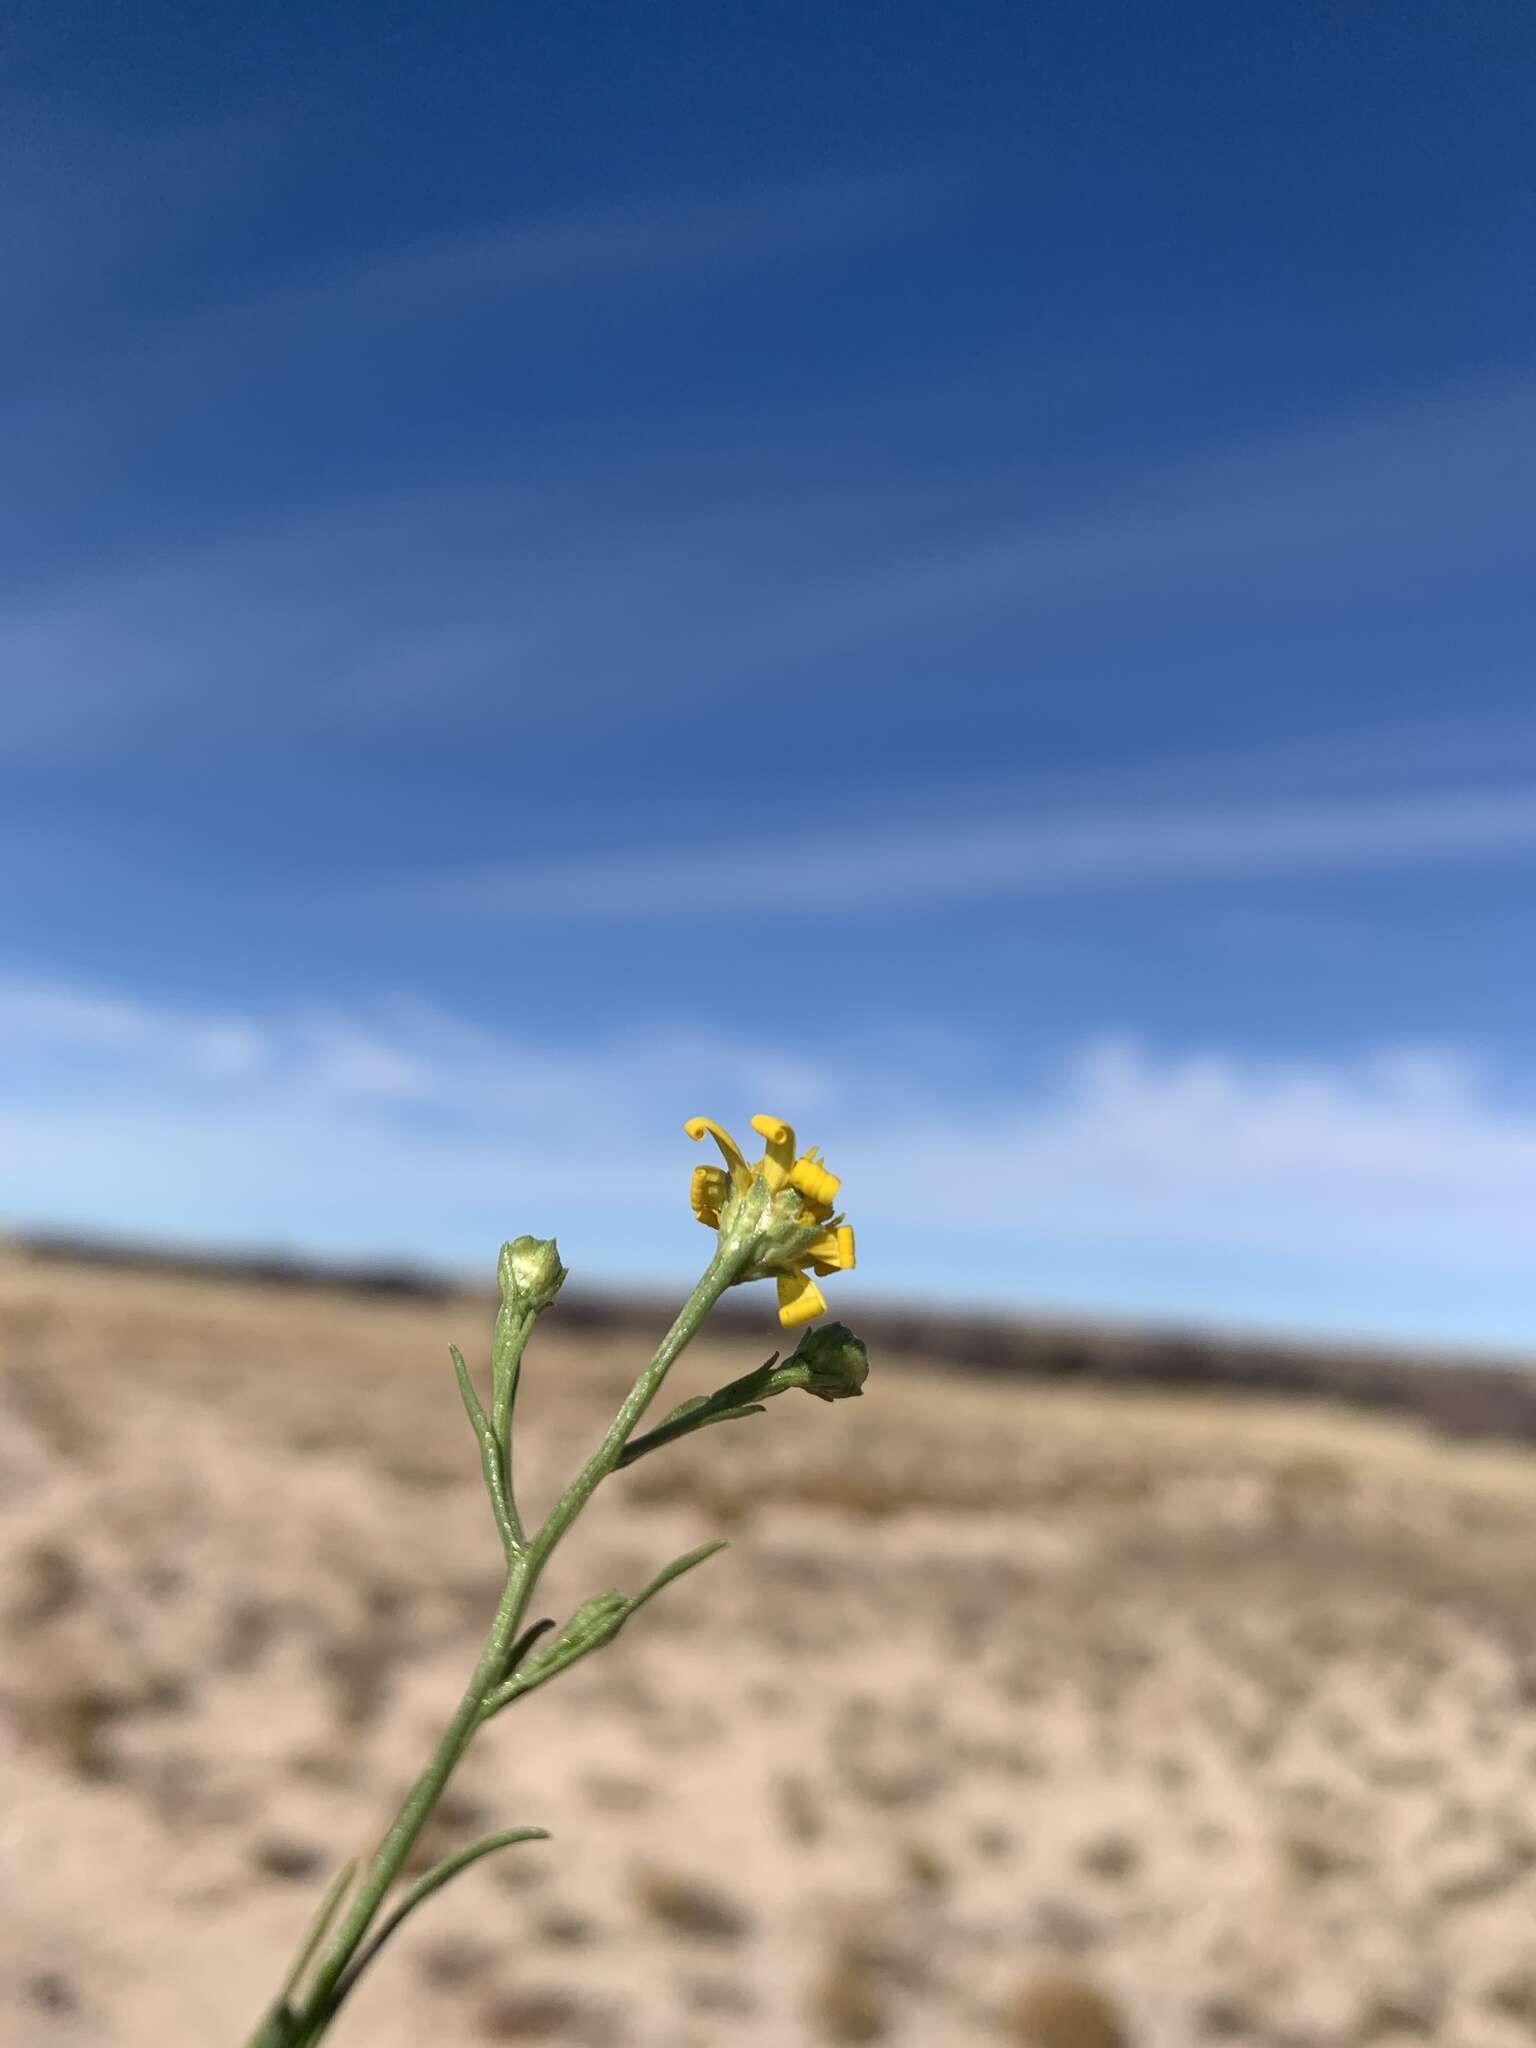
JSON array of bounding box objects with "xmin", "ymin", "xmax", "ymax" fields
[
  {"xmin": 779, "ymin": 376, "xmax": 1536, "ymax": 647},
  {"xmin": 0, "ymin": 982, "xmax": 267, "ymax": 1079},
  {"xmin": 258, "ymin": 165, "xmax": 955, "ymax": 323},
  {"xmin": 0, "ymin": 976, "xmax": 835, "ymax": 1256},
  {"xmin": 867, "ymin": 1036, "xmax": 1536, "ymax": 1268},
  {"xmin": 4, "ymin": 371, "xmax": 1531, "ymax": 759},
  {"xmin": 3, "ymin": 975, "xmax": 1536, "ymax": 1343},
  {"xmin": 0, "ymin": 479, "xmax": 763, "ymax": 754},
  {"xmin": 402, "ymin": 784, "xmax": 1536, "ymax": 918},
  {"xmin": 6, "ymin": 161, "xmax": 955, "ymax": 448}
]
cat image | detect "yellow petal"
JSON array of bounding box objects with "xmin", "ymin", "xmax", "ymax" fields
[
  {"xmin": 690, "ymin": 1165, "xmax": 728, "ymax": 1228},
  {"xmin": 807, "ymin": 1224, "xmax": 856, "ymax": 1274},
  {"xmin": 750, "ymin": 1113, "xmax": 796, "ymax": 1192},
  {"xmin": 775, "ymin": 1270, "xmax": 826, "ymax": 1327},
  {"xmin": 684, "ymin": 1116, "xmax": 752, "ymax": 1190},
  {"xmin": 789, "ymin": 1155, "xmax": 841, "ymax": 1207}
]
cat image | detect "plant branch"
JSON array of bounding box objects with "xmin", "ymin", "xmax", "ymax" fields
[
  {"xmin": 325, "ymin": 1829, "xmax": 549, "ymax": 2011},
  {"xmin": 256, "ymin": 1244, "xmax": 748, "ymax": 2047},
  {"xmin": 478, "ymin": 1540, "xmax": 728, "ymax": 1722}
]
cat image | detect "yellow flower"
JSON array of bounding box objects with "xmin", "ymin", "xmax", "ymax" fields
[{"xmin": 684, "ymin": 1113, "xmax": 857, "ymax": 1326}]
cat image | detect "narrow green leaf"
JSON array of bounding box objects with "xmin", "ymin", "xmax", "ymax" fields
[
  {"xmin": 279, "ymin": 1857, "xmax": 358, "ymax": 2003},
  {"xmin": 479, "ymin": 1541, "xmax": 729, "ymax": 1724},
  {"xmin": 501, "ymin": 1615, "xmax": 556, "ymax": 1681},
  {"xmin": 326, "ymin": 1829, "xmax": 550, "ymax": 2011},
  {"xmin": 448, "ymin": 1342, "xmax": 491, "ymax": 1438},
  {"xmin": 629, "ymin": 1538, "xmax": 730, "ymax": 1613},
  {"xmin": 695, "ymin": 1401, "xmax": 768, "ymax": 1427},
  {"xmin": 653, "ymin": 1392, "xmax": 713, "ymax": 1428},
  {"xmin": 615, "ymin": 1350, "xmax": 783, "ymax": 1466},
  {"xmin": 450, "ymin": 1345, "xmax": 521, "ymax": 1557}
]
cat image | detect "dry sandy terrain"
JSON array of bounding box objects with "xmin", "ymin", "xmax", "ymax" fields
[{"xmin": 7, "ymin": 1248, "xmax": 1536, "ymax": 2047}]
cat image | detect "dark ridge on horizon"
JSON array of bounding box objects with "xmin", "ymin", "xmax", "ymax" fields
[{"xmin": 8, "ymin": 1225, "xmax": 1536, "ymax": 1448}]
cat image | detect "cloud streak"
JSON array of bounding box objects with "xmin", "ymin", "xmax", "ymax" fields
[
  {"xmin": 869, "ymin": 1037, "xmax": 1536, "ymax": 1268},
  {"xmin": 780, "ymin": 376, "xmax": 1536, "ymax": 649},
  {"xmin": 0, "ymin": 976, "xmax": 834, "ymax": 1253},
  {"xmin": 403, "ymin": 784, "xmax": 1536, "ymax": 918},
  {"xmin": 5, "ymin": 160, "xmax": 956, "ymax": 460},
  {"xmin": 5, "ymin": 371, "xmax": 1531, "ymax": 761}
]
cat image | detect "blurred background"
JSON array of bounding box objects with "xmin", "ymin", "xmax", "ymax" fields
[{"xmin": 5, "ymin": 4, "xmax": 1536, "ymax": 2045}]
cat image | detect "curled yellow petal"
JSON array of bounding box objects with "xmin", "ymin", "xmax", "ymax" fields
[
  {"xmin": 684, "ymin": 1116, "xmax": 752, "ymax": 1190},
  {"xmin": 789, "ymin": 1155, "xmax": 841, "ymax": 1208},
  {"xmin": 775, "ymin": 1270, "xmax": 826, "ymax": 1327},
  {"xmin": 807, "ymin": 1224, "xmax": 856, "ymax": 1275},
  {"xmin": 690, "ymin": 1165, "xmax": 728, "ymax": 1228},
  {"xmin": 750, "ymin": 1113, "xmax": 796, "ymax": 1192}
]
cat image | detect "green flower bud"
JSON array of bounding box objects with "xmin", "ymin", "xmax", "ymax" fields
[
  {"xmin": 767, "ymin": 1321, "xmax": 869, "ymax": 1402},
  {"xmin": 497, "ymin": 1235, "xmax": 568, "ymax": 1317}
]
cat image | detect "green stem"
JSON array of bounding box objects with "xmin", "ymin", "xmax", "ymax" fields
[
  {"xmin": 251, "ymin": 1241, "xmax": 747, "ymax": 2046},
  {"xmin": 244, "ymin": 2010, "xmax": 303, "ymax": 2048},
  {"xmin": 288, "ymin": 1564, "xmax": 534, "ymax": 2032},
  {"xmin": 492, "ymin": 1303, "xmax": 536, "ymax": 1546},
  {"xmin": 527, "ymin": 1238, "xmax": 746, "ymax": 1568}
]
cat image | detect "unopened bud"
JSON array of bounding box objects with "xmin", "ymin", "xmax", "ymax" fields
[
  {"xmin": 768, "ymin": 1321, "xmax": 869, "ymax": 1402},
  {"xmin": 497, "ymin": 1235, "xmax": 568, "ymax": 1317}
]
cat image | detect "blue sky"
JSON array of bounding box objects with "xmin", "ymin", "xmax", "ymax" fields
[{"xmin": 4, "ymin": 2, "xmax": 1536, "ymax": 1349}]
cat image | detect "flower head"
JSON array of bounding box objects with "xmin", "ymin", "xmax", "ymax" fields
[{"xmin": 684, "ymin": 1113, "xmax": 856, "ymax": 1326}]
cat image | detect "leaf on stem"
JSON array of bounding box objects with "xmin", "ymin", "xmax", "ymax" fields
[
  {"xmin": 279, "ymin": 1857, "xmax": 359, "ymax": 2003},
  {"xmin": 450, "ymin": 1345, "xmax": 521, "ymax": 1556},
  {"xmin": 324, "ymin": 1830, "xmax": 550, "ymax": 2012},
  {"xmin": 615, "ymin": 1361, "xmax": 781, "ymax": 1468},
  {"xmin": 449, "ymin": 1342, "xmax": 491, "ymax": 1438},
  {"xmin": 619, "ymin": 1326, "xmax": 867, "ymax": 1470},
  {"xmin": 478, "ymin": 1540, "xmax": 730, "ymax": 1721},
  {"xmin": 500, "ymin": 1616, "xmax": 557, "ymax": 1683},
  {"xmin": 629, "ymin": 1538, "xmax": 731, "ymax": 1613}
]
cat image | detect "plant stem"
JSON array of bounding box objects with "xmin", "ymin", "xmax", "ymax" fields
[
  {"xmin": 288, "ymin": 1563, "xmax": 534, "ymax": 2031},
  {"xmin": 527, "ymin": 1238, "xmax": 746, "ymax": 1567},
  {"xmin": 248, "ymin": 1239, "xmax": 748, "ymax": 2046},
  {"xmin": 491, "ymin": 1303, "xmax": 537, "ymax": 1545}
]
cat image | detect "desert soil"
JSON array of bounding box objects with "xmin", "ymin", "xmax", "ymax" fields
[{"xmin": 7, "ymin": 1247, "xmax": 1536, "ymax": 2048}]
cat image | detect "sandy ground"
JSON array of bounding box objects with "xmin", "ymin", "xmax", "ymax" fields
[{"xmin": 7, "ymin": 1251, "xmax": 1536, "ymax": 2047}]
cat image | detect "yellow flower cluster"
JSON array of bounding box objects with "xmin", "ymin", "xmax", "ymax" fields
[{"xmin": 685, "ymin": 1113, "xmax": 856, "ymax": 1326}]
